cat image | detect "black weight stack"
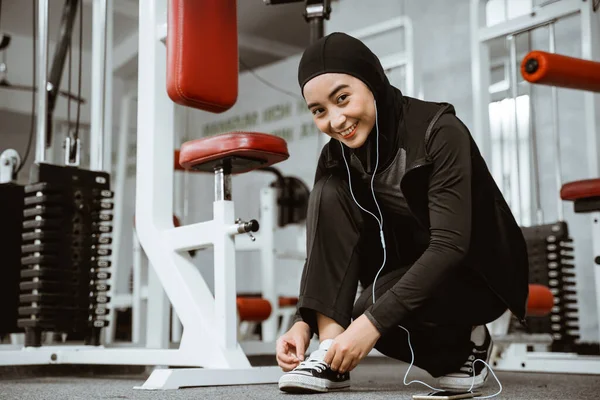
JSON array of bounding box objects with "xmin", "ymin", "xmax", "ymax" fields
[
  {"xmin": 0, "ymin": 183, "xmax": 25, "ymax": 337},
  {"xmin": 521, "ymin": 221, "xmax": 580, "ymax": 352},
  {"xmin": 19, "ymin": 163, "xmax": 113, "ymax": 347}
]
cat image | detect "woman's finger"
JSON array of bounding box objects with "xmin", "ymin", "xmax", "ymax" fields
[
  {"xmin": 278, "ymin": 359, "xmax": 299, "ymax": 372},
  {"xmin": 277, "ymin": 348, "xmax": 297, "ymax": 365},
  {"xmin": 338, "ymin": 355, "xmax": 353, "ymax": 374},
  {"xmin": 329, "ymin": 350, "xmax": 344, "ymax": 372}
]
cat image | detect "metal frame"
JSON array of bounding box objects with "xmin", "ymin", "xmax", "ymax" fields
[{"xmin": 472, "ymin": 0, "xmax": 600, "ymax": 374}]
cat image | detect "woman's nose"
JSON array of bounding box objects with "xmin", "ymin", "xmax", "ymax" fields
[{"xmin": 331, "ymin": 113, "xmax": 347, "ymax": 131}]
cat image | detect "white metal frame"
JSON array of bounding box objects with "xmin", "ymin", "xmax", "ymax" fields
[{"xmin": 472, "ymin": 0, "xmax": 600, "ymax": 374}]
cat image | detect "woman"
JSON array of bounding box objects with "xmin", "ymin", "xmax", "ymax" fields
[{"xmin": 276, "ymin": 32, "xmax": 529, "ymax": 394}]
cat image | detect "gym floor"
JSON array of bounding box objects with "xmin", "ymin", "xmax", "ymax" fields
[{"xmin": 0, "ymin": 357, "xmax": 597, "ymax": 400}]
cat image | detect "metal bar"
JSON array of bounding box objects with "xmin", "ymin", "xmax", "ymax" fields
[
  {"xmin": 528, "ymin": 77, "xmax": 543, "ymax": 225},
  {"xmin": 308, "ymin": 18, "xmax": 323, "ymax": 44},
  {"xmin": 46, "ymin": 0, "xmax": 79, "ymax": 147},
  {"xmin": 214, "ymin": 167, "xmax": 232, "ymax": 201},
  {"xmin": 477, "ymin": 0, "xmax": 580, "ymax": 43},
  {"xmin": 103, "ymin": 0, "xmax": 113, "ymax": 172},
  {"xmin": 548, "ymin": 23, "xmax": 564, "ymax": 221},
  {"xmin": 470, "ymin": 0, "xmax": 493, "ymax": 163},
  {"xmin": 35, "ymin": 0, "xmax": 49, "ymax": 163},
  {"xmin": 508, "ymin": 34, "xmax": 523, "ymax": 224},
  {"xmin": 90, "ymin": 0, "xmax": 107, "ymax": 171},
  {"xmin": 105, "ymin": 91, "xmax": 135, "ymax": 344}
]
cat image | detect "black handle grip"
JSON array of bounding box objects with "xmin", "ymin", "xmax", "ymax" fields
[{"xmin": 247, "ymin": 219, "xmax": 260, "ymax": 232}]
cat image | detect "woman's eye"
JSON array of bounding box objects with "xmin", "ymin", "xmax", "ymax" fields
[
  {"xmin": 312, "ymin": 108, "xmax": 324, "ymax": 116},
  {"xmin": 337, "ymin": 94, "xmax": 348, "ymax": 103}
]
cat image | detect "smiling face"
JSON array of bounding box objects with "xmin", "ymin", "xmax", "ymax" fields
[{"xmin": 303, "ymin": 73, "xmax": 376, "ymax": 149}]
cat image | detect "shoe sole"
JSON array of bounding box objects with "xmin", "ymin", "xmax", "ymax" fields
[
  {"xmin": 438, "ymin": 367, "xmax": 488, "ymax": 390},
  {"xmin": 279, "ymin": 374, "xmax": 350, "ymax": 393}
]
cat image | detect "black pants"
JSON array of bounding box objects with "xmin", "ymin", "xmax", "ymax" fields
[{"xmin": 296, "ymin": 175, "xmax": 507, "ymax": 377}]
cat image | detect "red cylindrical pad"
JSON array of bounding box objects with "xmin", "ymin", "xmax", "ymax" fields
[
  {"xmin": 521, "ymin": 51, "xmax": 600, "ymax": 93},
  {"xmin": 527, "ymin": 284, "xmax": 554, "ymax": 317}
]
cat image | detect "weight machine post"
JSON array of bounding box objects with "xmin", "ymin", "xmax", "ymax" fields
[{"xmin": 35, "ymin": 0, "xmax": 49, "ymax": 164}]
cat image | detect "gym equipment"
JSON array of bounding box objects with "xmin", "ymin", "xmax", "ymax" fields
[
  {"xmin": 0, "ymin": 1, "xmax": 85, "ymax": 106},
  {"xmin": 0, "ymin": 152, "xmax": 24, "ymax": 337},
  {"xmin": 471, "ymin": 0, "xmax": 600, "ymax": 374},
  {"xmin": 263, "ymin": 0, "xmax": 331, "ymax": 44},
  {"xmin": 18, "ymin": 164, "xmax": 114, "ymax": 347},
  {"xmin": 236, "ymin": 170, "xmax": 309, "ymax": 343},
  {"xmin": 0, "ymin": 149, "xmax": 20, "ymax": 184},
  {"xmin": 0, "ymin": 0, "xmax": 114, "ymax": 355},
  {"xmin": 520, "ymin": 222, "xmax": 579, "ymax": 352},
  {"xmin": 521, "ymin": 51, "xmax": 600, "ymax": 93},
  {"xmin": 133, "ymin": 0, "xmax": 289, "ymax": 388}
]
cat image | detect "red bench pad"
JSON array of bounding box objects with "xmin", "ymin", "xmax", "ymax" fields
[
  {"xmin": 560, "ymin": 178, "xmax": 600, "ymax": 201},
  {"xmin": 179, "ymin": 132, "xmax": 289, "ymax": 174},
  {"xmin": 167, "ymin": 0, "xmax": 238, "ymax": 113}
]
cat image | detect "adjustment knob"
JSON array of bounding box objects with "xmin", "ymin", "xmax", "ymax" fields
[{"xmin": 246, "ymin": 219, "xmax": 260, "ymax": 232}]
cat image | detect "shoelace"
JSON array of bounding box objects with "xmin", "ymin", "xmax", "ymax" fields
[
  {"xmin": 459, "ymin": 354, "xmax": 477, "ymax": 374},
  {"xmin": 296, "ymin": 349, "xmax": 328, "ymax": 373}
]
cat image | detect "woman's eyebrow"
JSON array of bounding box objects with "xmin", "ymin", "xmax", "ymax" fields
[{"xmin": 306, "ymin": 84, "xmax": 350, "ymax": 109}]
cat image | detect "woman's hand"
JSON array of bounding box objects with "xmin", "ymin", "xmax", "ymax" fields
[
  {"xmin": 323, "ymin": 314, "xmax": 381, "ymax": 374},
  {"xmin": 276, "ymin": 321, "xmax": 311, "ymax": 371}
]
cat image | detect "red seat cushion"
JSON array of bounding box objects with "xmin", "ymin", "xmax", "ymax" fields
[
  {"xmin": 179, "ymin": 132, "xmax": 289, "ymax": 174},
  {"xmin": 560, "ymin": 178, "xmax": 600, "ymax": 201},
  {"xmin": 527, "ymin": 284, "xmax": 554, "ymax": 317}
]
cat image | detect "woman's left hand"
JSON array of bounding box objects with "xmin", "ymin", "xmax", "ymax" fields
[{"xmin": 323, "ymin": 314, "xmax": 382, "ymax": 374}]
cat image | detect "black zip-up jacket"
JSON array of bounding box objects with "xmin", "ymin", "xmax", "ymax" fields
[{"xmin": 307, "ymin": 96, "xmax": 530, "ymax": 334}]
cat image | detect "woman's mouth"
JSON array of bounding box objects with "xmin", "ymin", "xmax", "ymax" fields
[{"xmin": 339, "ymin": 123, "xmax": 358, "ymax": 140}]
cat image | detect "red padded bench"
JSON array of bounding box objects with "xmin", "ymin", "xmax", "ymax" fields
[{"xmin": 561, "ymin": 178, "xmax": 600, "ymax": 213}]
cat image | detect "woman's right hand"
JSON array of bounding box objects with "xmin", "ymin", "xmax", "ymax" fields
[{"xmin": 276, "ymin": 321, "xmax": 311, "ymax": 372}]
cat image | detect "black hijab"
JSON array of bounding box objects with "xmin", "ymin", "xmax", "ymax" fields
[{"xmin": 297, "ymin": 32, "xmax": 405, "ymax": 173}]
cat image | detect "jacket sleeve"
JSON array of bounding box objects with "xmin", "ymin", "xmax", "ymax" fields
[{"xmin": 364, "ymin": 115, "xmax": 473, "ymax": 334}]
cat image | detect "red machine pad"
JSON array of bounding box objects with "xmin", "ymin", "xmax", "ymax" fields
[
  {"xmin": 560, "ymin": 178, "xmax": 600, "ymax": 201},
  {"xmin": 179, "ymin": 132, "xmax": 289, "ymax": 174},
  {"xmin": 278, "ymin": 296, "xmax": 299, "ymax": 307},
  {"xmin": 521, "ymin": 51, "xmax": 600, "ymax": 93},
  {"xmin": 237, "ymin": 297, "xmax": 272, "ymax": 322},
  {"xmin": 174, "ymin": 149, "xmax": 184, "ymax": 171},
  {"xmin": 167, "ymin": 0, "xmax": 238, "ymax": 113},
  {"xmin": 527, "ymin": 284, "xmax": 554, "ymax": 317}
]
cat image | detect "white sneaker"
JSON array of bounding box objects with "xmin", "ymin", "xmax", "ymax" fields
[
  {"xmin": 278, "ymin": 339, "xmax": 351, "ymax": 393},
  {"xmin": 438, "ymin": 326, "xmax": 493, "ymax": 391}
]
